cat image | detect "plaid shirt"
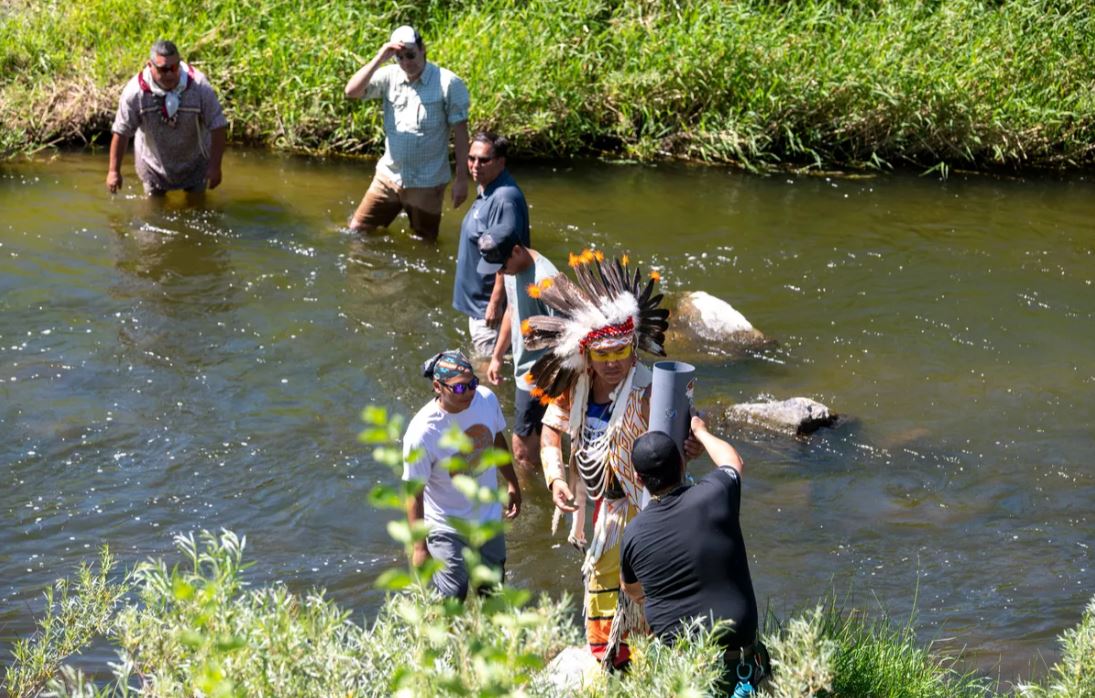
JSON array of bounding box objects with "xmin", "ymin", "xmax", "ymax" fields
[{"xmin": 363, "ymin": 62, "xmax": 469, "ymax": 188}]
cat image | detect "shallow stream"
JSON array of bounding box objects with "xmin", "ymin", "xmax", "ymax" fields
[{"xmin": 1, "ymin": 151, "xmax": 1092, "ymax": 683}]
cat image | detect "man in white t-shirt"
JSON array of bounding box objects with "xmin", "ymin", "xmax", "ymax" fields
[{"xmin": 402, "ymin": 349, "xmax": 521, "ymax": 598}]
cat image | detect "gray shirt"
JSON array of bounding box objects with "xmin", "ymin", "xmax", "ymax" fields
[
  {"xmin": 504, "ymin": 252, "xmax": 558, "ymax": 390},
  {"xmin": 363, "ymin": 62, "xmax": 470, "ymax": 188},
  {"xmin": 112, "ymin": 66, "xmax": 228, "ymax": 191}
]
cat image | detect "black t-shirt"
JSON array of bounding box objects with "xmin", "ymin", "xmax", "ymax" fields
[{"xmin": 621, "ymin": 467, "xmax": 758, "ymax": 647}]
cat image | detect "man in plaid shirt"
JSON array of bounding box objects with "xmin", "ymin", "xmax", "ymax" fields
[{"xmin": 344, "ymin": 25, "xmax": 470, "ymax": 241}]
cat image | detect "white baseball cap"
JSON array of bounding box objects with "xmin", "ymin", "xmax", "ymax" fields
[{"xmin": 390, "ymin": 25, "xmax": 421, "ymax": 46}]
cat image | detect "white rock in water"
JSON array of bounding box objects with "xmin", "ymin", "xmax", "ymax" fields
[
  {"xmin": 726, "ymin": 397, "xmax": 837, "ymax": 435},
  {"xmin": 675, "ymin": 291, "xmax": 765, "ymax": 345},
  {"xmin": 541, "ymin": 646, "xmax": 600, "ymax": 692}
]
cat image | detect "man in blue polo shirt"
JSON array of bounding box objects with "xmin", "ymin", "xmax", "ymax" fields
[{"xmin": 452, "ymin": 132, "xmax": 530, "ymax": 358}]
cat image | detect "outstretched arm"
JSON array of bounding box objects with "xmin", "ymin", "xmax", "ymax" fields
[{"xmin": 690, "ymin": 415, "xmax": 744, "ymax": 476}]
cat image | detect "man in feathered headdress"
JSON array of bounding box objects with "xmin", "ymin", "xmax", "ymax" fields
[{"xmin": 522, "ymin": 249, "xmax": 699, "ymax": 668}]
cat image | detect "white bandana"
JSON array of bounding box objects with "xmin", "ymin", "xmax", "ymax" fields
[{"xmin": 142, "ymin": 61, "xmax": 190, "ymax": 118}]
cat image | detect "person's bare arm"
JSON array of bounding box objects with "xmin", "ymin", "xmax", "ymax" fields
[
  {"xmin": 106, "ymin": 133, "xmax": 129, "ymax": 193},
  {"xmin": 541, "ymin": 424, "xmax": 577, "ymax": 512},
  {"xmin": 494, "ymin": 432, "xmax": 521, "ymax": 519},
  {"xmin": 206, "ymin": 127, "xmax": 227, "ymax": 189},
  {"xmin": 345, "ymin": 42, "xmax": 402, "ymax": 99},
  {"xmin": 450, "ymin": 121, "xmax": 469, "ymax": 208},
  {"xmin": 691, "ymin": 415, "xmax": 744, "ymax": 476},
  {"xmin": 405, "ymin": 490, "xmax": 429, "ymax": 566},
  {"xmin": 484, "ymin": 274, "xmax": 506, "ymax": 328},
  {"xmin": 488, "ymin": 306, "xmax": 512, "ymax": 385}
]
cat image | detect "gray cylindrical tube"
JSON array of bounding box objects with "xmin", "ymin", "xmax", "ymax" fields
[{"xmin": 649, "ymin": 361, "xmax": 696, "ymax": 452}]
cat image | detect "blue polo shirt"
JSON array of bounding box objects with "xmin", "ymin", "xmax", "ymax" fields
[{"xmin": 452, "ymin": 170, "xmax": 530, "ymax": 319}]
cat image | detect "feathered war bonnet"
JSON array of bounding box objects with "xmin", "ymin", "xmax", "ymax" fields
[{"xmin": 521, "ymin": 249, "xmax": 669, "ymax": 404}]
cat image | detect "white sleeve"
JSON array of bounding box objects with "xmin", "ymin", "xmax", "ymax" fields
[
  {"xmin": 401, "ymin": 420, "xmax": 432, "ymax": 482},
  {"xmin": 491, "ymin": 391, "xmax": 507, "ymax": 434}
]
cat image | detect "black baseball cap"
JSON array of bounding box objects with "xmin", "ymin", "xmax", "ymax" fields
[
  {"xmin": 631, "ymin": 430, "xmax": 682, "ymax": 477},
  {"xmin": 477, "ymin": 226, "xmax": 521, "ymax": 274}
]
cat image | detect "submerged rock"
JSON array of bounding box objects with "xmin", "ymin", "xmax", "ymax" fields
[
  {"xmin": 671, "ymin": 291, "xmax": 767, "ymax": 349},
  {"xmin": 725, "ymin": 397, "xmax": 837, "ymax": 435}
]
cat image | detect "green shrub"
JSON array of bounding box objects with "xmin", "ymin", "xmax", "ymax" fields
[
  {"xmin": 5, "ymin": 406, "xmax": 1092, "ymax": 697},
  {"xmin": 2, "ymin": 0, "xmax": 1095, "ymax": 170},
  {"xmin": 1017, "ymin": 595, "xmax": 1095, "ymax": 698}
]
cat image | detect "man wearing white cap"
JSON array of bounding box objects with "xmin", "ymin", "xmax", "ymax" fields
[{"xmin": 344, "ymin": 26, "xmax": 470, "ymax": 241}]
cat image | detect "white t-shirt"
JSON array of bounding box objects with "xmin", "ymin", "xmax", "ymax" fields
[{"xmin": 402, "ymin": 386, "xmax": 507, "ymax": 534}]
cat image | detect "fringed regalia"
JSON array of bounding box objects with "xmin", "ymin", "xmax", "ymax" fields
[{"xmin": 522, "ymin": 250, "xmax": 669, "ymax": 668}]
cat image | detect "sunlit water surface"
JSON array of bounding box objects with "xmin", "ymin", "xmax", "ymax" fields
[{"xmin": 1, "ymin": 151, "xmax": 1092, "ymax": 684}]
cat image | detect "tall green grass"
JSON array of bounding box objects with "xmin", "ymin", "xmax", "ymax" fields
[
  {"xmin": 5, "ymin": 533, "xmax": 1092, "ymax": 696},
  {"xmin": 3, "ymin": 0, "xmax": 1095, "ymax": 170}
]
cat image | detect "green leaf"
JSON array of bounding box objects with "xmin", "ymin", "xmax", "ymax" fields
[
  {"xmin": 386, "ymin": 520, "xmax": 412, "ymax": 544},
  {"xmin": 214, "ymin": 634, "xmax": 246, "ymax": 652},
  {"xmin": 439, "ymin": 424, "xmax": 473, "ymax": 453},
  {"xmin": 373, "ymin": 446, "xmax": 403, "ymax": 468},
  {"xmin": 172, "ymin": 578, "xmax": 195, "ymax": 601},
  {"xmin": 375, "ymin": 569, "xmax": 413, "ymax": 591},
  {"xmin": 439, "ymin": 455, "xmax": 467, "ymax": 474},
  {"xmin": 417, "ymin": 558, "xmax": 443, "ymax": 583},
  {"xmin": 450, "ymin": 474, "xmax": 479, "ymax": 500},
  {"xmin": 408, "ymin": 520, "xmax": 429, "ymax": 542},
  {"xmin": 478, "ymin": 447, "xmax": 512, "ymax": 468},
  {"xmin": 361, "ymin": 405, "xmax": 389, "ymax": 426},
  {"xmin": 358, "ymin": 426, "xmax": 391, "ymax": 444},
  {"xmin": 180, "ymin": 629, "xmax": 204, "ymax": 649},
  {"xmin": 367, "ymin": 485, "xmax": 403, "ymax": 510}
]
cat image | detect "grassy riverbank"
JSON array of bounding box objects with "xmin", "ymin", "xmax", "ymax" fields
[
  {"xmin": 2, "ymin": 0, "xmax": 1094, "ymax": 171},
  {"xmin": 7, "ymin": 533, "xmax": 1093, "ymax": 697}
]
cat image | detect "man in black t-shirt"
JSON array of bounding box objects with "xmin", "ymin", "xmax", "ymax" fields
[{"xmin": 621, "ymin": 416, "xmax": 765, "ymax": 690}]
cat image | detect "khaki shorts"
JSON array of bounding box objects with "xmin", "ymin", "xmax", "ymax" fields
[{"xmin": 351, "ymin": 174, "xmax": 446, "ymax": 240}]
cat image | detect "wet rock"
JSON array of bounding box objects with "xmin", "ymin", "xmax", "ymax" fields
[
  {"xmin": 541, "ymin": 645, "xmax": 599, "ymax": 692},
  {"xmin": 672, "ymin": 291, "xmax": 767, "ymax": 348},
  {"xmin": 725, "ymin": 397, "xmax": 837, "ymax": 435}
]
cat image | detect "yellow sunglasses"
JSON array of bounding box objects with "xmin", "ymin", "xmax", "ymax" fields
[{"xmin": 588, "ymin": 344, "xmax": 633, "ymax": 362}]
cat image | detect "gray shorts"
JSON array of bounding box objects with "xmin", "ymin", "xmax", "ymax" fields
[
  {"xmin": 426, "ymin": 529, "xmax": 506, "ymax": 599},
  {"xmin": 514, "ymin": 386, "xmax": 547, "ymax": 437},
  {"xmin": 467, "ymin": 317, "xmax": 499, "ymax": 358}
]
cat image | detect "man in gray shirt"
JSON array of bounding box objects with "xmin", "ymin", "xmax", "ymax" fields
[
  {"xmin": 479, "ymin": 230, "xmax": 556, "ymax": 475},
  {"xmin": 344, "ymin": 25, "xmax": 470, "ymax": 241},
  {"xmin": 107, "ymin": 40, "xmax": 228, "ymax": 195}
]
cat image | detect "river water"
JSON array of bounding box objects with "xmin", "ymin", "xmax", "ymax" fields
[{"xmin": 1, "ymin": 151, "xmax": 1092, "ymax": 684}]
